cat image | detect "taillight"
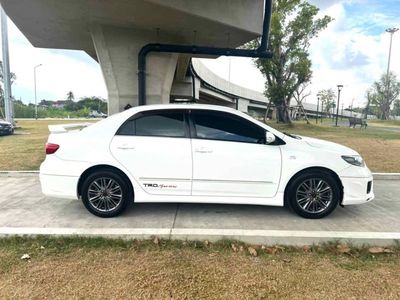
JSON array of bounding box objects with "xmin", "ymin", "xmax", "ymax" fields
[{"xmin": 46, "ymin": 143, "xmax": 59, "ymax": 154}]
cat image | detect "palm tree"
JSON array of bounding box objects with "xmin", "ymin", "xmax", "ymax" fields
[{"xmin": 66, "ymin": 91, "xmax": 75, "ymax": 101}]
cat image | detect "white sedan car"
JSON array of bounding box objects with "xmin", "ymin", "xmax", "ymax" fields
[{"xmin": 40, "ymin": 104, "xmax": 374, "ymax": 219}]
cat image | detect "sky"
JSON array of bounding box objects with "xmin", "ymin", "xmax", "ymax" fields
[{"xmin": 1, "ymin": 0, "xmax": 399, "ymax": 109}]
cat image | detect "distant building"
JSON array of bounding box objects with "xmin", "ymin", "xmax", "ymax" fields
[{"xmin": 51, "ymin": 100, "xmax": 68, "ymax": 109}]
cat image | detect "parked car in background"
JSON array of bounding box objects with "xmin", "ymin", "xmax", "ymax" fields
[
  {"xmin": 40, "ymin": 104, "xmax": 374, "ymax": 219},
  {"xmin": 89, "ymin": 110, "xmax": 107, "ymax": 118},
  {"xmin": 0, "ymin": 119, "xmax": 14, "ymax": 136}
]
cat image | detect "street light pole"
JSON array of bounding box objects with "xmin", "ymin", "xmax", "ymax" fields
[
  {"xmin": 335, "ymin": 85, "xmax": 343, "ymax": 127},
  {"xmin": 385, "ymin": 28, "xmax": 398, "ymax": 119},
  {"xmin": 316, "ymin": 96, "xmax": 319, "ymax": 124},
  {"xmin": 34, "ymin": 64, "xmax": 42, "ymax": 120}
]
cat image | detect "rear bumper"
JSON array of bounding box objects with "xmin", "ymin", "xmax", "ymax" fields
[
  {"xmin": 39, "ymin": 155, "xmax": 86, "ymax": 200},
  {"xmin": 340, "ymin": 176, "xmax": 374, "ymax": 205},
  {"xmin": 39, "ymin": 173, "xmax": 79, "ymax": 199}
]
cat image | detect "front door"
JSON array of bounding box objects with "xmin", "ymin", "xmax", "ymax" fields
[
  {"xmin": 190, "ymin": 109, "xmax": 282, "ymax": 198},
  {"xmin": 110, "ymin": 109, "xmax": 192, "ymax": 196}
]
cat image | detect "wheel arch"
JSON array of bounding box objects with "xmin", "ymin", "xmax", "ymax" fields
[
  {"xmin": 283, "ymin": 167, "xmax": 343, "ymax": 206},
  {"xmin": 77, "ymin": 164, "xmax": 134, "ymax": 201}
]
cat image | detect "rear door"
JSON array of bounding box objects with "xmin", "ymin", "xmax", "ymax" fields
[
  {"xmin": 190, "ymin": 109, "xmax": 282, "ymax": 198},
  {"xmin": 110, "ymin": 109, "xmax": 192, "ymax": 196}
]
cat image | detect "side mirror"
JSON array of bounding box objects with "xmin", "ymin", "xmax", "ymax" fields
[{"xmin": 265, "ymin": 132, "xmax": 276, "ymax": 145}]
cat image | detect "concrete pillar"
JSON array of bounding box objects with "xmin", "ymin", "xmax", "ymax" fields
[
  {"xmin": 237, "ymin": 98, "xmax": 249, "ymax": 113},
  {"xmin": 91, "ymin": 24, "xmax": 178, "ymax": 114}
]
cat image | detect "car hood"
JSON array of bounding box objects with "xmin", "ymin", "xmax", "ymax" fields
[{"xmin": 298, "ymin": 136, "xmax": 359, "ymax": 156}]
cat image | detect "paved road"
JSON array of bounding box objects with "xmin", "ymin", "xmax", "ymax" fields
[{"xmin": 0, "ymin": 175, "xmax": 399, "ymax": 245}]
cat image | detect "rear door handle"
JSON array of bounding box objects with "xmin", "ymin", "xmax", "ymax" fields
[
  {"xmin": 117, "ymin": 144, "xmax": 135, "ymax": 150},
  {"xmin": 195, "ymin": 147, "xmax": 213, "ymax": 154}
]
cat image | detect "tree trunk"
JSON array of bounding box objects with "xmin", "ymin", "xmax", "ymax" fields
[{"xmin": 276, "ymin": 103, "xmax": 291, "ymax": 123}]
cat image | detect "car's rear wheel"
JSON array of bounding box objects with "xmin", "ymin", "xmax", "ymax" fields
[
  {"xmin": 286, "ymin": 170, "xmax": 341, "ymax": 219},
  {"xmin": 81, "ymin": 170, "xmax": 130, "ymax": 217}
]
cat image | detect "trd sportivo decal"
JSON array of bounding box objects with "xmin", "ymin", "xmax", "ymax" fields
[{"xmin": 143, "ymin": 183, "xmax": 177, "ymax": 189}]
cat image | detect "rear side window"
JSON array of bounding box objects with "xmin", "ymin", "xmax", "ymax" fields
[
  {"xmin": 191, "ymin": 110, "xmax": 265, "ymax": 144},
  {"xmin": 117, "ymin": 111, "xmax": 186, "ymax": 137}
]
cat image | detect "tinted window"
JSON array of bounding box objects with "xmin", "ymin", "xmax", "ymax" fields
[
  {"xmin": 118, "ymin": 119, "xmax": 135, "ymax": 135},
  {"xmin": 192, "ymin": 110, "xmax": 265, "ymax": 143},
  {"xmin": 117, "ymin": 111, "xmax": 186, "ymax": 137}
]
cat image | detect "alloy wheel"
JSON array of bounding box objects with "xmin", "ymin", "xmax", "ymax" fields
[
  {"xmin": 87, "ymin": 177, "xmax": 123, "ymax": 212},
  {"xmin": 295, "ymin": 178, "xmax": 333, "ymax": 214}
]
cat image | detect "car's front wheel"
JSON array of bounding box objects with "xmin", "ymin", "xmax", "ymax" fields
[
  {"xmin": 286, "ymin": 170, "xmax": 341, "ymax": 219},
  {"xmin": 81, "ymin": 170, "xmax": 130, "ymax": 217}
]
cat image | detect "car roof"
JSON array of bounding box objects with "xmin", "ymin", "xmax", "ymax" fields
[{"xmin": 130, "ymin": 103, "xmax": 238, "ymax": 114}]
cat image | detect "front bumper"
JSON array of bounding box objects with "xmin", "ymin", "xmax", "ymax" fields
[
  {"xmin": 340, "ymin": 175, "xmax": 374, "ymax": 205},
  {"xmin": 338, "ymin": 164, "xmax": 374, "ymax": 205}
]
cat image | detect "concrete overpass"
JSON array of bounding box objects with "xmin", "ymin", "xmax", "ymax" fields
[
  {"xmin": 188, "ymin": 59, "xmax": 269, "ymax": 117},
  {"xmin": 1, "ymin": 0, "xmax": 270, "ymax": 115}
]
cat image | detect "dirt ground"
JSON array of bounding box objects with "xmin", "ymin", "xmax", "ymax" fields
[{"xmin": 0, "ymin": 239, "xmax": 399, "ymax": 299}]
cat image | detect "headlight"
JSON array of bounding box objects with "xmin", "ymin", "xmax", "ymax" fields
[{"xmin": 342, "ymin": 155, "xmax": 365, "ymax": 167}]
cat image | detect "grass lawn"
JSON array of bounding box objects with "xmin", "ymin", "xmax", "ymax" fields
[
  {"xmin": 369, "ymin": 119, "xmax": 400, "ymax": 127},
  {"xmin": 0, "ymin": 118, "xmax": 399, "ymax": 172},
  {"xmin": 0, "ymin": 237, "xmax": 399, "ymax": 299},
  {"xmin": 0, "ymin": 119, "xmax": 96, "ymax": 171}
]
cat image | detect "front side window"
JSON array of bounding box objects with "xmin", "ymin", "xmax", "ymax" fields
[
  {"xmin": 191, "ymin": 110, "xmax": 265, "ymax": 144},
  {"xmin": 117, "ymin": 111, "xmax": 186, "ymax": 137}
]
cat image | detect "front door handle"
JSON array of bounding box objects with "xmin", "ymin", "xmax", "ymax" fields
[{"xmin": 195, "ymin": 147, "xmax": 213, "ymax": 154}]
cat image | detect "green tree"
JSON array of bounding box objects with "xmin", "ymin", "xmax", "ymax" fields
[
  {"xmin": 369, "ymin": 72, "xmax": 400, "ymax": 120},
  {"xmin": 249, "ymin": 0, "xmax": 332, "ymax": 122},
  {"xmin": 318, "ymin": 88, "xmax": 336, "ymax": 117},
  {"xmin": 392, "ymin": 99, "xmax": 400, "ymax": 116}
]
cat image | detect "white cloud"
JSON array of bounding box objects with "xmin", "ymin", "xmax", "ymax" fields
[
  {"xmin": 1, "ymin": 19, "xmax": 107, "ymax": 103},
  {"xmin": 309, "ymin": 2, "xmax": 400, "ymax": 108},
  {"xmin": 203, "ymin": 1, "xmax": 400, "ymax": 109}
]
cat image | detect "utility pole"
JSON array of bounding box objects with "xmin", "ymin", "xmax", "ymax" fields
[
  {"xmin": 316, "ymin": 96, "xmax": 319, "ymax": 124},
  {"xmin": 385, "ymin": 28, "xmax": 398, "ymax": 119},
  {"xmin": 1, "ymin": 5, "xmax": 13, "ymax": 124},
  {"xmin": 34, "ymin": 64, "xmax": 42, "ymax": 119}
]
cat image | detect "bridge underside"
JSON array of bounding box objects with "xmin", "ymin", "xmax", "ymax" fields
[{"xmin": 1, "ymin": 0, "xmax": 265, "ymax": 114}]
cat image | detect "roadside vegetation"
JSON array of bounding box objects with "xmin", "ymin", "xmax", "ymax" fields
[
  {"xmin": 12, "ymin": 96, "xmax": 107, "ymax": 119},
  {"xmin": 0, "ymin": 236, "xmax": 399, "ymax": 299}
]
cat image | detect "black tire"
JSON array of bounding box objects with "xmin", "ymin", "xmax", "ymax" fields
[
  {"xmin": 286, "ymin": 170, "xmax": 341, "ymax": 219},
  {"xmin": 81, "ymin": 170, "xmax": 131, "ymax": 218}
]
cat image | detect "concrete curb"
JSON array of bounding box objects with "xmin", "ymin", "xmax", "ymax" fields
[
  {"xmin": 0, "ymin": 227, "xmax": 399, "ymax": 246},
  {"xmin": 1, "ymin": 171, "xmax": 400, "ymax": 180},
  {"xmin": 372, "ymin": 173, "xmax": 400, "ymax": 180},
  {"xmin": 0, "ymin": 171, "xmax": 39, "ymax": 177}
]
